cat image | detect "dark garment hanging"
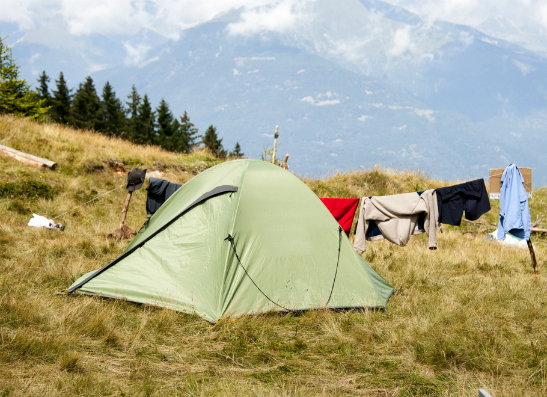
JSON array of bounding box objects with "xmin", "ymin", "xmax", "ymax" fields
[
  {"xmin": 435, "ymin": 179, "xmax": 490, "ymax": 226},
  {"xmin": 146, "ymin": 177, "xmax": 182, "ymax": 216},
  {"xmin": 320, "ymin": 198, "xmax": 359, "ymax": 236}
]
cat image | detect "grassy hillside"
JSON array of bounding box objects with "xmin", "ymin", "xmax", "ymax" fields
[{"xmin": 1, "ymin": 115, "xmax": 546, "ymax": 396}]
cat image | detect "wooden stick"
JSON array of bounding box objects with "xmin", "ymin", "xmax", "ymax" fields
[
  {"xmin": 119, "ymin": 191, "xmax": 132, "ymax": 229},
  {"xmin": 272, "ymin": 125, "xmax": 278, "ymax": 164},
  {"xmin": 0, "ymin": 144, "xmax": 57, "ymax": 169},
  {"xmin": 531, "ymin": 227, "xmax": 547, "ymax": 233},
  {"xmin": 527, "ymin": 240, "xmax": 539, "ymax": 275}
]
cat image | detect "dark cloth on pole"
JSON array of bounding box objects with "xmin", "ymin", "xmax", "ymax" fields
[{"xmin": 146, "ymin": 177, "xmax": 182, "ymax": 216}]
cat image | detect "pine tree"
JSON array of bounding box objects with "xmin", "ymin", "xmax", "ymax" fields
[
  {"xmin": 125, "ymin": 85, "xmax": 141, "ymax": 142},
  {"xmin": 229, "ymin": 142, "xmax": 244, "ymax": 158},
  {"xmin": 178, "ymin": 111, "xmax": 199, "ymax": 153},
  {"xmin": 202, "ymin": 125, "xmax": 227, "ymax": 158},
  {"xmin": 0, "ymin": 37, "xmax": 48, "ymax": 120},
  {"xmin": 100, "ymin": 81, "xmax": 126, "ymax": 137},
  {"xmin": 155, "ymin": 99, "xmax": 175, "ymax": 150},
  {"xmin": 70, "ymin": 76, "xmax": 102, "ymax": 131},
  {"xmin": 50, "ymin": 72, "xmax": 72, "ymax": 124},
  {"xmin": 135, "ymin": 94, "xmax": 156, "ymax": 145},
  {"xmin": 36, "ymin": 71, "xmax": 52, "ymax": 109}
]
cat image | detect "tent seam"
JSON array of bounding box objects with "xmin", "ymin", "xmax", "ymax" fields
[{"xmin": 217, "ymin": 161, "xmax": 250, "ymax": 319}]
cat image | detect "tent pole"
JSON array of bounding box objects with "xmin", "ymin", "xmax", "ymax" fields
[{"xmin": 527, "ymin": 240, "xmax": 539, "ymax": 275}]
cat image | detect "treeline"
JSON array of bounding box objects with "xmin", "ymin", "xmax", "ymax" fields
[
  {"xmin": 37, "ymin": 72, "xmax": 243, "ymax": 158},
  {"xmin": 0, "ymin": 37, "xmax": 243, "ymax": 158}
]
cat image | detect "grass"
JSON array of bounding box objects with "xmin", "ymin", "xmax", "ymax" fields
[{"xmin": 1, "ymin": 114, "xmax": 547, "ymax": 395}]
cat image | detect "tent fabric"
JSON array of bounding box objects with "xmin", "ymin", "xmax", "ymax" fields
[
  {"xmin": 68, "ymin": 160, "xmax": 393, "ymax": 323},
  {"xmin": 320, "ymin": 198, "xmax": 359, "ymax": 236}
]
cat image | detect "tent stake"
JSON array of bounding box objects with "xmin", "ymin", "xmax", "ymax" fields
[
  {"xmin": 527, "ymin": 240, "xmax": 539, "ymax": 275},
  {"xmin": 272, "ymin": 125, "xmax": 279, "ymax": 164}
]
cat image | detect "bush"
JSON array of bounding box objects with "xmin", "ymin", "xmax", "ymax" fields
[{"xmin": 0, "ymin": 179, "xmax": 57, "ymax": 200}]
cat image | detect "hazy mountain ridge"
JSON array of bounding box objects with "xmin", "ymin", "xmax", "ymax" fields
[{"xmin": 3, "ymin": 0, "xmax": 547, "ymax": 184}]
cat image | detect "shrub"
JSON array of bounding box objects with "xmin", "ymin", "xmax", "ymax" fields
[{"xmin": 0, "ymin": 179, "xmax": 57, "ymax": 200}]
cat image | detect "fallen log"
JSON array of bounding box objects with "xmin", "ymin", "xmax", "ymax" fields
[{"xmin": 0, "ymin": 144, "xmax": 57, "ymax": 170}]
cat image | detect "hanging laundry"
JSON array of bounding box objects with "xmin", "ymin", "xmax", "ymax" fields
[
  {"xmin": 365, "ymin": 191, "xmax": 428, "ymax": 239},
  {"xmin": 320, "ymin": 198, "xmax": 359, "ymax": 236},
  {"xmin": 435, "ymin": 179, "xmax": 490, "ymax": 226},
  {"xmin": 146, "ymin": 177, "xmax": 182, "ymax": 216},
  {"xmin": 353, "ymin": 190, "xmax": 439, "ymax": 254},
  {"xmin": 497, "ymin": 164, "xmax": 531, "ymax": 241}
]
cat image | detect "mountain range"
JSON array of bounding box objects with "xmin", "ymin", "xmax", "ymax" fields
[{"xmin": 4, "ymin": 0, "xmax": 547, "ymax": 185}]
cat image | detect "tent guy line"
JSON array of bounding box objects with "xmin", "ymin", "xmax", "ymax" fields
[{"xmin": 52, "ymin": 184, "xmax": 125, "ymax": 220}]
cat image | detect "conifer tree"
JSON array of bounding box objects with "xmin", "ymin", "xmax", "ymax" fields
[
  {"xmin": 229, "ymin": 142, "xmax": 244, "ymax": 158},
  {"xmin": 0, "ymin": 37, "xmax": 48, "ymax": 120},
  {"xmin": 125, "ymin": 85, "xmax": 141, "ymax": 142},
  {"xmin": 70, "ymin": 76, "xmax": 102, "ymax": 131},
  {"xmin": 172, "ymin": 117, "xmax": 181, "ymax": 150},
  {"xmin": 135, "ymin": 94, "xmax": 156, "ymax": 145},
  {"xmin": 36, "ymin": 71, "xmax": 52, "ymax": 109},
  {"xmin": 178, "ymin": 111, "xmax": 199, "ymax": 153},
  {"xmin": 50, "ymin": 72, "xmax": 72, "ymax": 124},
  {"xmin": 100, "ymin": 81, "xmax": 126, "ymax": 137},
  {"xmin": 202, "ymin": 125, "xmax": 227, "ymax": 158},
  {"xmin": 155, "ymin": 99, "xmax": 175, "ymax": 150}
]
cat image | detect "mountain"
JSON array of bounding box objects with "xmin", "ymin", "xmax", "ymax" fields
[{"xmin": 4, "ymin": 0, "xmax": 547, "ymax": 184}]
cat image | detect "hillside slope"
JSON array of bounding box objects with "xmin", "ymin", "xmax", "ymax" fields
[{"xmin": 1, "ymin": 116, "xmax": 547, "ymax": 396}]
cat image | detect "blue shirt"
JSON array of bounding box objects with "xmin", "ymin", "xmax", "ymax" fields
[{"xmin": 497, "ymin": 164, "xmax": 531, "ymax": 241}]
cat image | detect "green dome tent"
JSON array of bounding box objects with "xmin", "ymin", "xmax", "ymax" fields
[{"xmin": 68, "ymin": 160, "xmax": 393, "ymax": 323}]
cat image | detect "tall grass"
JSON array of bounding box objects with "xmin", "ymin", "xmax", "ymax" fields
[{"xmin": 0, "ymin": 115, "xmax": 546, "ymax": 395}]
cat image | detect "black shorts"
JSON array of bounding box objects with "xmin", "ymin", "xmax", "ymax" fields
[{"xmin": 436, "ymin": 179, "xmax": 491, "ymax": 226}]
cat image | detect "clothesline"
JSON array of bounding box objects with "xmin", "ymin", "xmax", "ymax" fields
[{"xmin": 52, "ymin": 184, "xmax": 125, "ymax": 220}]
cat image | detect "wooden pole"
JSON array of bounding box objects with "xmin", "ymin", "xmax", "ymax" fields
[
  {"xmin": 119, "ymin": 191, "xmax": 132, "ymax": 229},
  {"xmin": 527, "ymin": 240, "xmax": 539, "ymax": 275},
  {"xmin": 0, "ymin": 144, "xmax": 57, "ymax": 169},
  {"xmin": 272, "ymin": 125, "xmax": 279, "ymax": 164}
]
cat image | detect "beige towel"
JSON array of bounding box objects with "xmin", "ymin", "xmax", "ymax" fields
[{"xmin": 353, "ymin": 189, "xmax": 439, "ymax": 254}]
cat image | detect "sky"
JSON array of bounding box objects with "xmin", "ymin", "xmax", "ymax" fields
[{"xmin": 2, "ymin": 0, "xmax": 547, "ymax": 40}]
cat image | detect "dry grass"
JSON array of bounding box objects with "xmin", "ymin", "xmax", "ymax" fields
[{"xmin": 1, "ymin": 115, "xmax": 547, "ymax": 396}]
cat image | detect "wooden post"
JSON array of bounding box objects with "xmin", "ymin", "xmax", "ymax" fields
[
  {"xmin": 527, "ymin": 240, "xmax": 539, "ymax": 275},
  {"xmin": 272, "ymin": 125, "xmax": 279, "ymax": 164},
  {"xmin": 119, "ymin": 191, "xmax": 132, "ymax": 229},
  {"xmin": 0, "ymin": 144, "xmax": 57, "ymax": 169}
]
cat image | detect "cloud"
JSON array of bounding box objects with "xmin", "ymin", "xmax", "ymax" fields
[
  {"xmin": 227, "ymin": 0, "xmax": 314, "ymax": 36},
  {"xmin": 1, "ymin": 0, "xmax": 59, "ymax": 30},
  {"xmin": 124, "ymin": 42, "xmax": 151, "ymax": 66},
  {"xmin": 390, "ymin": 26, "xmax": 413, "ymax": 56},
  {"xmin": 2, "ymin": 0, "xmax": 545, "ymax": 54},
  {"xmin": 0, "ymin": 0, "xmax": 277, "ymax": 38},
  {"xmin": 382, "ymin": 0, "xmax": 547, "ymax": 32}
]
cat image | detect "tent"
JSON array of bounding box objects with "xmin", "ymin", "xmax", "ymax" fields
[{"xmin": 68, "ymin": 160, "xmax": 393, "ymax": 323}]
